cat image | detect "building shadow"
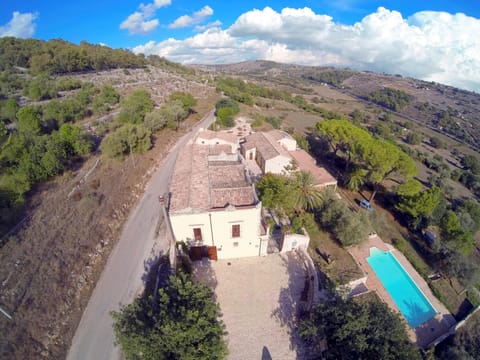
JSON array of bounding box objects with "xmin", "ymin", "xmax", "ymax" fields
[
  {"xmin": 261, "ymin": 346, "xmax": 272, "ymax": 360},
  {"xmin": 142, "ymin": 254, "xmax": 170, "ymax": 298},
  {"xmin": 271, "ymin": 252, "xmax": 307, "ymax": 359},
  {"xmin": 414, "ymin": 313, "xmax": 456, "ymax": 349}
]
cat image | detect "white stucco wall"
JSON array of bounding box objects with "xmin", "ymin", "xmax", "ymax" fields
[
  {"xmin": 195, "ymin": 137, "xmax": 237, "ymax": 153},
  {"xmin": 278, "ymin": 137, "xmax": 297, "ymax": 151},
  {"xmin": 264, "ymin": 155, "xmax": 293, "ymax": 174},
  {"xmin": 281, "ymin": 232, "xmax": 310, "ymax": 253},
  {"xmin": 169, "ymin": 204, "xmax": 263, "ymax": 259}
]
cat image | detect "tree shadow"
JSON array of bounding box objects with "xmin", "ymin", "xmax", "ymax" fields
[
  {"xmin": 271, "ymin": 252, "xmax": 307, "ymax": 359},
  {"xmin": 191, "ymin": 258, "xmax": 218, "ymax": 300}
]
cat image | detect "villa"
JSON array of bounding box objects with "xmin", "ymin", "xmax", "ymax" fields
[{"xmin": 168, "ymin": 133, "xmax": 269, "ymax": 260}]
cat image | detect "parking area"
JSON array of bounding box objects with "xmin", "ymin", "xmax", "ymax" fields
[{"xmin": 193, "ymin": 253, "xmax": 307, "ymax": 359}]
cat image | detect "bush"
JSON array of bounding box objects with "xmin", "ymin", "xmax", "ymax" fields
[
  {"xmin": 117, "ymin": 89, "xmax": 154, "ymax": 124},
  {"xmin": 100, "ymin": 124, "xmax": 151, "ymax": 158},
  {"xmin": 430, "ymin": 136, "xmax": 444, "ymax": 149},
  {"xmin": 318, "ymin": 197, "xmax": 371, "ymax": 246},
  {"xmin": 405, "ymin": 132, "xmax": 422, "ymax": 145}
]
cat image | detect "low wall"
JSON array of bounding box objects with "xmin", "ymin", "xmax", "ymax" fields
[
  {"xmin": 297, "ymin": 247, "xmax": 319, "ymax": 311},
  {"xmin": 281, "ymin": 230, "xmax": 310, "ymax": 253}
]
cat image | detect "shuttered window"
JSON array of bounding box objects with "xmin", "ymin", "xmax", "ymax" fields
[
  {"xmin": 193, "ymin": 228, "xmax": 202, "ymax": 241},
  {"xmin": 232, "ymin": 224, "xmax": 240, "ymax": 238}
]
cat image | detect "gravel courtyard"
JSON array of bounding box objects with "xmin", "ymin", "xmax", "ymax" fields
[{"xmin": 193, "ymin": 253, "xmax": 307, "ymax": 360}]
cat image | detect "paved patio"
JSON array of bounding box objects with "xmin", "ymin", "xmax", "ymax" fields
[
  {"xmin": 193, "ymin": 253, "xmax": 306, "ymax": 359},
  {"xmin": 348, "ymin": 235, "xmax": 456, "ymax": 348}
]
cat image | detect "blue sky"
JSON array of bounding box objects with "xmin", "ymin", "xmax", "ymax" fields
[{"xmin": 1, "ymin": 1, "xmax": 480, "ymax": 91}]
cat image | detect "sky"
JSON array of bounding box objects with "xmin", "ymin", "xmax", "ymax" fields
[{"xmin": 1, "ymin": 0, "xmax": 480, "ymax": 91}]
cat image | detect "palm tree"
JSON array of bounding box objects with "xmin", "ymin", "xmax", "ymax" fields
[
  {"xmin": 346, "ymin": 166, "xmax": 367, "ymax": 192},
  {"xmin": 293, "ymin": 171, "xmax": 324, "ymax": 212}
]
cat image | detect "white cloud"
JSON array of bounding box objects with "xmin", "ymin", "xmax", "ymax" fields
[
  {"xmin": 134, "ymin": 6, "xmax": 480, "ymax": 91},
  {"xmin": 120, "ymin": 0, "xmax": 171, "ymax": 35},
  {"xmin": 195, "ymin": 20, "xmax": 222, "ymax": 32},
  {"xmin": 0, "ymin": 11, "xmax": 38, "ymax": 38},
  {"xmin": 169, "ymin": 5, "xmax": 214, "ymax": 29}
]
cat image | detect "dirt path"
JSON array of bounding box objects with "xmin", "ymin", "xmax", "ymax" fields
[{"xmin": 67, "ymin": 110, "xmax": 215, "ymax": 360}]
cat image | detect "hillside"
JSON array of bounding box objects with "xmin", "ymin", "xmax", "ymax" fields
[
  {"xmin": 1, "ymin": 42, "xmax": 480, "ymax": 359},
  {"xmin": 0, "ymin": 38, "xmax": 216, "ymax": 359},
  {"xmin": 198, "ymin": 60, "xmax": 480, "ymax": 150}
]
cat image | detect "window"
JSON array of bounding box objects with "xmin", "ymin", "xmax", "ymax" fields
[
  {"xmin": 232, "ymin": 224, "xmax": 240, "ymax": 238},
  {"xmin": 193, "ymin": 228, "xmax": 202, "ymax": 241}
]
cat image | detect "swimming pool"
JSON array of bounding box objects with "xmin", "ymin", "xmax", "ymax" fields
[{"xmin": 367, "ymin": 248, "xmax": 437, "ymax": 328}]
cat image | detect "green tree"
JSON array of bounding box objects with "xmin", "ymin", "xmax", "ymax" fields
[
  {"xmin": 0, "ymin": 98, "xmax": 19, "ymax": 122},
  {"xmin": 144, "ymin": 109, "xmax": 168, "ymax": 132},
  {"xmin": 112, "ymin": 273, "xmax": 227, "ymax": 360},
  {"xmin": 93, "ymin": 85, "xmax": 120, "ymax": 114},
  {"xmin": 16, "ymin": 106, "xmax": 41, "ymax": 135},
  {"xmin": 437, "ymin": 319, "xmax": 480, "ymax": 360},
  {"xmin": 462, "ymin": 155, "xmax": 480, "ymax": 175},
  {"xmin": 299, "ymin": 296, "xmax": 420, "ymax": 360},
  {"xmin": 358, "ymin": 139, "xmax": 417, "ymax": 201},
  {"xmin": 318, "ymin": 197, "xmax": 371, "ymax": 246},
  {"xmin": 256, "ymin": 173, "xmax": 295, "ymax": 216},
  {"xmin": 315, "ymin": 119, "xmax": 371, "ymax": 171},
  {"xmin": 100, "ymin": 124, "xmax": 151, "ymax": 158},
  {"xmin": 429, "ymin": 136, "xmax": 443, "ymax": 149},
  {"xmin": 440, "ymin": 211, "xmax": 473, "ymax": 255},
  {"xmin": 159, "ymin": 100, "xmax": 187, "ymax": 130},
  {"xmin": 292, "ymin": 171, "xmax": 324, "ymax": 212},
  {"xmin": 395, "ymin": 186, "xmax": 441, "ymax": 229},
  {"xmin": 405, "ymin": 132, "xmax": 422, "ymax": 145},
  {"xmin": 118, "ymin": 89, "xmax": 154, "ymax": 124},
  {"xmin": 169, "ymin": 92, "xmax": 197, "ymax": 112}
]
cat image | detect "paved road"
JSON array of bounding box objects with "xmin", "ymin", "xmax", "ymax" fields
[{"xmin": 67, "ymin": 110, "xmax": 215, "ymax": 360}]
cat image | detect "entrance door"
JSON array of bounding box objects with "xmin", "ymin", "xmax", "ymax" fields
[
  {"xmin": 208, "ymin": 246, "xmax": 218, "ymax": 261},
  {"xmin": 249, "ymin": 152, "xmax": 253, "ymax": 160}
]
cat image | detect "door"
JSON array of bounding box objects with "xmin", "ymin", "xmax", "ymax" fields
[
  {"xmin": 249, "ymin": 152, "xmax": 253, "ymax": 160},
  {"xmin": 208, "ymin": 246, "xmax": 218, "ymax": 261}
]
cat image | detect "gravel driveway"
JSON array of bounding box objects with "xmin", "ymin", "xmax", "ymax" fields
[{"xmin": 193, "ymin": 253, "xmax": 306, "ymax": 360}]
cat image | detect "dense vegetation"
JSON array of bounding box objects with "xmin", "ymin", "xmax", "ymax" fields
[
  {"xmin": 436, "ymin": 316, "xmax": 480, "ymax": 360},
  {"xmin": 365, "ymin": 88, "xmax": 413, "ymax": 111},
  {"xmin": 112, "ymin": 272, "xmax": 227, "ymax": 360},
  {"xmin": 303, "ymin": 69, "xmax": 354, "ymax": 87},
  {"xmin": 0, "ymin": 37, "xmax": 146, "ymax": 75},
  {"xmin": 214, "ymin": 98, "xmax": 239, "ymax": 128},
  {"xmin": 0, "ymin": 79, "xmax": 110, "ymax": 239},
  {"xmin": 299, "ymin": 296, "xmax": 421, "ymax": 359}
]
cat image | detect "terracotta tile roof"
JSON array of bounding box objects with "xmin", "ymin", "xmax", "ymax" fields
[
  {"xmin": 266, "ymin": 129, "xmax": 294, "ymax": 142},
  {"xmin": 169, "ymin": 144, "xmax": 256, "ymax": 213},
  {"xmin": 289, "ymin": 149, "xmax": 337, "ymax": 187},
  {"xmin": 243, "ymin": 132, "xmax": 291, "ymax": 160}
]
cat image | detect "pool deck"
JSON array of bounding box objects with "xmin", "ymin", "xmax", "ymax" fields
[{"xmin": 348, "ymin": 235, "xmax": 456, "ymax": 349}]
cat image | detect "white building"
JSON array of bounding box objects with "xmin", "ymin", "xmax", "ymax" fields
[
  {"xmin": 241, "ymin": 130, "xmax": 295, "ymax": 174},
  {"xmin": 194, "ymin": 129, "xmax": 238, "ymax": 153},
  {"xmin": 168, "ymin": 135, "xmax": 268, "ymax": 260}
]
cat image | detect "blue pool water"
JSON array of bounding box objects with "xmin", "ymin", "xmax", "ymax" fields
[{"xmin": 367, "ymin": 248, "xmax": 436, "ymax": 328}]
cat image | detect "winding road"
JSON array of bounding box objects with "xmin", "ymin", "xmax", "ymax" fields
[{"xmin": 67, "ymin": 110, "xmax": 215, "ymax": 360}]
